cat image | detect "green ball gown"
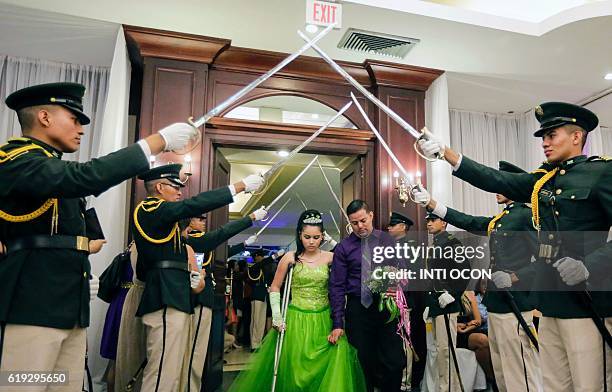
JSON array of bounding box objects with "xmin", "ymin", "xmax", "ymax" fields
[{"xmin": 229, "ymin": 263, "xmax": 366, "ymax": 391}]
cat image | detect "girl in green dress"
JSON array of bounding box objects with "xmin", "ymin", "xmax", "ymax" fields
[{"xmin": 229, "ymin": 209, "xmax": 366, "ymax": 391}]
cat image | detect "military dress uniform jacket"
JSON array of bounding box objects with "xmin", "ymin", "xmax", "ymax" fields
[
  {"xmin": 248, "ymin": 257, "xmax": 275, "ymax": 302},
  {"xmin": 186, "ymin": 216, "xmax": 253, "ymax": 309},
  {"xmin": 454, "ymin": 155, "xmax": 612, "ymax": 318},
  {"xmin": 425, "ymin": 231, "xmax": 469, "ymax": 318},
  {"xmin": 133, "ymin": 187, "xmax": 233, "ymax": 317},
  {"xmin": 0, "ymin": 137, "xmax": 149, "ymax": 328},
  {"xmin": 444, "ymin": 204, "xmax": 537, "ymax": 313}
]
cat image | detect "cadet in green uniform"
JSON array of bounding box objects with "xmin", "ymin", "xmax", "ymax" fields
[
  {"xmin": 414, "ymin": 161, "xmax": 542, "ymax": 392},
  {"xmin": 423, "ymin": 212, "xmax": 468, "ymax": 392},
  {"xmin": 182, "ymin": 210, "xmax": 265, "ymax": 392},
  {"xmin": 0, "ymin": 82, "xmax": 196, "ymax": 389},
  {"xmin": 133, "ymin": 163, "xmax": 264, "ymax": 392},
  {"xmin": 418, "ymin": 102, "xmax": 612, "ymax": 391}
]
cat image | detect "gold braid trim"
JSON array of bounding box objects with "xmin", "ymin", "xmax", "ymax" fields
[
  {"xmin": 133, "ymin": 199, "xmax": 180, "ymax": 247},
  {"xmin": 247, "ymin": 265, "xmax": 263, "ymax": 281},
  {"xmin": 530, "ymin": 167, "xmax": 559, "ymax": 231},
  {"xmin": 188, "ymin": 232, "xmax": 204, "ymax": 238},
  {"xmin": 487, "ymin": 209, "xmax": 508, "ymax": 235},
  {"xmin": 202, "ymin": 252, "xmax": 213, "ymax": 267},
  {"xmin": 0, "ymin": 143, "xmax": 59, "ymax": 233}
]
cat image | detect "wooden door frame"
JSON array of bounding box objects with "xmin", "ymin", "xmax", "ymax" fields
[{"xmin": 199, "ymin": 117, "xmax": 382, "ymax": 227}]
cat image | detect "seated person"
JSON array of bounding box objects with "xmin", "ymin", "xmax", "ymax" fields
[{"xmin": 457, "ymin": 289, "xmax": 495, "ymax": 387}]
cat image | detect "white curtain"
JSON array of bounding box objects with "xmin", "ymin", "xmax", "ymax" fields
[
  {"xmin": 0, "ymin": 27, "xmax": 130, "ymax": 391},
  {"xmin": 87, "ymin": 26, "xmax": 132, "ymax": 391},
  {"xmin": 449, "ymin": 109, "xmax": 523, "ymax": 216},
  {"xmin": 425, "ymin": 73, "xmax": 452, "ymax": 206},
  {"xmin": 0, "ymin": 56, "xmax": 109, "ymax": 163},
  {"xmin": 448, "ymin": 108, "xmax": 611, "ymax": 217}
]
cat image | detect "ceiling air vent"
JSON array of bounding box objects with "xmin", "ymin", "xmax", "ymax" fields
[{"xmin": 337, "ymin": 28, "xmax": 419, "ymax": 59}]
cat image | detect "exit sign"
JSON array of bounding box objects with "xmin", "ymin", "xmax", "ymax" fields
[{"xmin": 306, "ymin": 0, "xmax": 342, "ymax": 29}]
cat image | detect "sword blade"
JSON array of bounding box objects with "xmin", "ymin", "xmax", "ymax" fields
[
  {"xmin": 265, "ymin": 155, "xmax": 319, "ymax": 212},
  {"xmin": 328, "ymin": 209, "xmax": 341, "ymax": 236},
  {"xmin": 350, "ymin": 93, "xmax": 412, "ymax": 181},
  {"xmin": 264, "ymin": 100, "xmax": 353, "ymax": 179},
  {"xmin": 298, "ymin": 30, "xmax": 422, "ymax": 140},
  {"xmin": 255, "ymin": 198, "xmax": 292, "ymax": 237},
  {"xmin": 191, "ymin": 24, "xmax": 334, "ymax": 128},
  {"xmin": 315, "ymin": 158, "xmax": 350, "ymax": 224},
  {"xmin": 294, "ymin": 192, "xmax": 308, "ymax": 210}
]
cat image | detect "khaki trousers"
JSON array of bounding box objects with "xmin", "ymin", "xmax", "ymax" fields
[
  {"xmin": 186, "ymin": 305, "xmax": 212, "ymax": 392},
  {"xmin": 488, "ymin": 312, "xmax": 542, "ymax": 392},
  {"xmin": 432, "ymin": 312, "xmax": 461, "ymax": 392},
  {"xmin": 0, "ymin": 324, "xmax": 85, "ymax": 392},
  {"xmin": 250, "ymin": 299, "xmax": 267, "ymax": 349},
  {"xmin": 141, "ymin": 307, "xmax": 190, "ymax": 392},
  {"xmin": 540, "ymin": 316, "xmax": 612, "ymax": 392},
  {"xmin": 115, "ymin": 281, "xmax": 146, "ymax": 392}
]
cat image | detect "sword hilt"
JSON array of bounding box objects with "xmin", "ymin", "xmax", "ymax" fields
[{"xmin": 414, "ymin": 127, "xmax": 444, "ymax": 162}]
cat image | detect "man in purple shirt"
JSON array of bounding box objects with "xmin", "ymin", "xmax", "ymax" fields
[{"xmin": 328, "ymin": 200, "xmax": 407, "ymax": 392}]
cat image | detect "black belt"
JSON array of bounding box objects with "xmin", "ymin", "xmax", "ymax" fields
[
  {"xmin": 153, "ymin": 260, "xmax": 189, "ymax": 272},
  {"xmin": 5, "ymin": 235, "xmax": 89, "ymax": 255}
]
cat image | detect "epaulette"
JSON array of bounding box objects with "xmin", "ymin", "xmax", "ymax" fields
[
  {"xmin": 0, "ymin": 138, "xmax": 54, "ymax": 163},
  {"xmin": 140, "ymin": 198, "xmax": 164, "ymax": 212},
  {"xmin": 587, "ymin": 156, "xmax": 612, "ymax": 162}
]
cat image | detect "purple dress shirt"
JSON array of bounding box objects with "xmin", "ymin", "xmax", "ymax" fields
[{"xmin": 329, "ymin": 229, "xmax": 396, "ymax": 329}]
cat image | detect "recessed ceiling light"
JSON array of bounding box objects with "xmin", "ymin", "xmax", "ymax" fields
[
  {"xmin": 305, "ymin": 24, "xmax": 318, "ymax": 34},
  {"xmin": 605, "ymin": 73, "xmax": 612, "ymax": 80},
  {"xmin": 277, "ymin": 150, "xmax": 289, "ymax": 157}
]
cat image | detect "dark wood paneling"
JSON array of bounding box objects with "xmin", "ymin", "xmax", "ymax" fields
[
  {"xmin": 137, "ymin": 58, "xmax": 208, "ymax": 201},
  {"xmin": 365, "ymin": 59, "xmax": 443, "ymax": 91},
  {"xmin": 128, "ymin": 24, "xmax": 441, "ymax": 233},
  {"xmin": 375, "ymin": 87, "xmax": 427, "ymax": 231},
  {"xmin": 124, "ymin": 25, "xmax": 230, "ymax": 64}
]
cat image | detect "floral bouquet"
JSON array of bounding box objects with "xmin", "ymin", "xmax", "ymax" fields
[
  {"xmin": 367, "ymin": 266, "xmax": 404, "ymax": 323},
  {"xmin": 367, "ymin": 266, "xmax": 414, "ymax": 354}
]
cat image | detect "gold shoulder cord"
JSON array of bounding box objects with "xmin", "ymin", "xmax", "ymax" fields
[
  {"xmin": 0, "ymin": 142, "xmax": 59, "ymax": 234},
  {"xmin": 530, "ymin": 168, "xmax": 559, "ymax": 231},
  {"xmin": 133, "ymin": 199, "xmax": 181, "ymax": 250},
  {"xmin": 202, "ymin": 252, "xmax": 213, "ymax": 268},
  {"xmin": 247, "ymin": 265, "xmax": 263, "ymax": 281},
  {"xmin": 487, "ymin": 209, "xmax": 508, "ymax": 235}
]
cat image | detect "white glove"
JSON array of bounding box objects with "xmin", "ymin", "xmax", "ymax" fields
[
  {"xmin": 190, "ymin": 270, "xmax": 202, "ymax": 289},
  {"xmin": 89, "ymin": 273, "xmax": 99, "ymax": 301},
  {"xmin": 244, "ymin": 235, "xmax": 258, "ymax": 246},
  {"xmin": 269, "ymin": 292, "xmax": 285, "ymax": 331},
  {"xmin": 438, "ymin": 291, "xmax": 455, "ymax": 309},
  {"xmin": 422, "ymin": 306, "xmax": 430, "ymax": 322},
  {"xmin": 324, "ymin": 232, "xmax": 338, "ymax": 248},
  {"xmin": 158, "ymin": 122, "xmax": 198, "ymax": 152},
  {"xmin": 491, "ymin": 271, "xmax": 512, "ymax": 289},
  {"xmin": 417, "ymin": 129, "xmax": 445, "ymax": 159},
  {"xmin": 276, "ymin": 249, "xmax": 286, "ymax": 257},
  {"xmin": 412, "ymin": 186, "xmax": 430, "ymax": 207},
  {"xmin": 553, "ymin": 257, "xmax": 589, "ymax": 286},
  {"xmin": 252, "ymin": 207, "xmax": 268, "ymax": 221},
  {"xmin": 242, "ymin": 174, "xmax": 264, "ymax": 193}
]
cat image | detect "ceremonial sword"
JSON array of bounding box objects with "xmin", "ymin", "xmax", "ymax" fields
[
  {"xmin": 174, "ymin": 25, "xmax": 334, "ymax": 154},
  {"xmin": 263, "ymin": 155, "xmax": 319, "ymax": 212},
  {"xmin": 297, "ymin": 30, "xmax": 442, "ymax": 161},
  {"xmin": 255, "ymin": 198, "xmax": 292, "ymax": 238},
  {"xmin": 314, "ymin": 157, "xmax": 352, "ymax": 234},
  {"xmin": 349, "ymin": 93, "xmax": 428, "ymax": 205}
]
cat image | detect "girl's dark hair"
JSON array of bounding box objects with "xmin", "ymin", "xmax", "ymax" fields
[{"xmin": 294, "ymin": 209, "xmax": 325, "ymax": 264}]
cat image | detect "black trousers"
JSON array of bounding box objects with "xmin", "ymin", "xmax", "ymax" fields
[
  {"xmin": 409, "ymin": 291, "xmax": 427, "ymax": 390},
  {"xmin": 345, "ymin": 297, "xmax": 407, "ymax": 392}
]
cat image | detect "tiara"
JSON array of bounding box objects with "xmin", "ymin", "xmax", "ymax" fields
[{"xmin": 302, "ymin": 212, "xmax": 322, "ymax": 224}]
